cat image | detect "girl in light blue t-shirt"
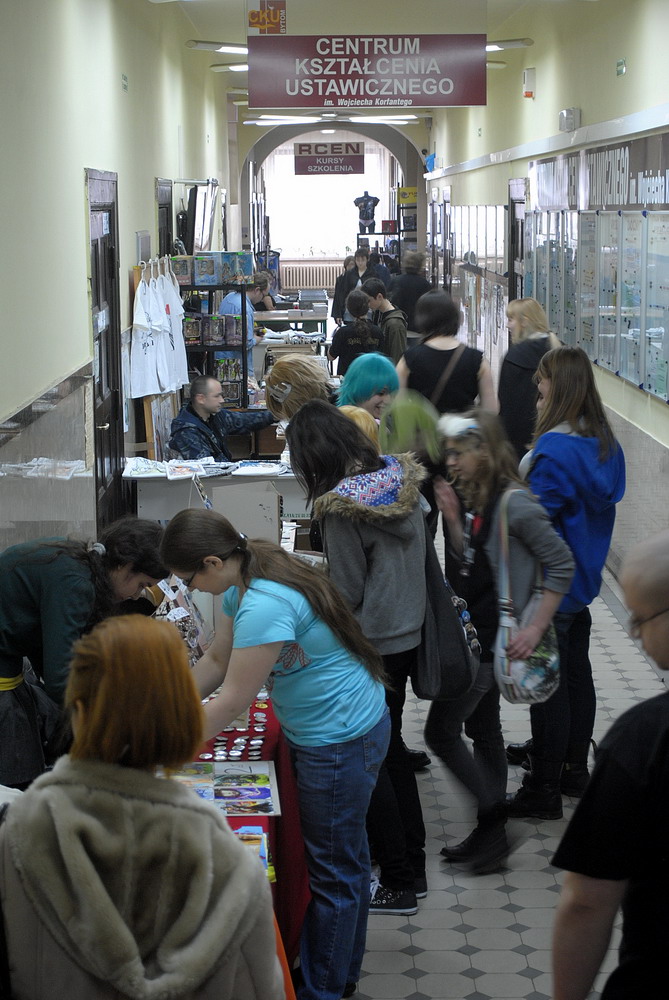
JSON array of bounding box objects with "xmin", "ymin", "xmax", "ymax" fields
[{"xmin": 161, "ymin": 508, "xmax": 390, "ymax": 1000}]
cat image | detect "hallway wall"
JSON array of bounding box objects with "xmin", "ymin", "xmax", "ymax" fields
[{"xmin": 0, "ymin": 0, "xmax": 231, "ymax": 424}]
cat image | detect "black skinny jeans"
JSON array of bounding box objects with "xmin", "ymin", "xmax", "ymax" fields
[{"xmin": 366, "ymin": 648, "xmax": 426, "ymax": 889}]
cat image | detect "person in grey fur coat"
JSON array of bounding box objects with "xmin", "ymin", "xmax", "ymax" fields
[
  {"xmin": 0, "ymin": 615, "xmax": 284, "ymax": 1000},
  {"xmin": 287, "ymin": 400, "xmax": 429, "ymax": 916}
]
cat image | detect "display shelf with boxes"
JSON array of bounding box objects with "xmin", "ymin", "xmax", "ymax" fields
[{"xmin": 173, "ymin": 251, "xmax": 253, "ymax": 407}]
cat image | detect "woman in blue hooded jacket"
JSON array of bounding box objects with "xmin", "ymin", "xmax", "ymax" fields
[{"xmin": 508, "ymin": 347, "xmax": 626, "ymax": 820}]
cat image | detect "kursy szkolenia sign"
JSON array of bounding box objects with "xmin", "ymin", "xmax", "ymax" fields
[
  {"xmin": 294, "ymin": 142, "xmax": 364, "ymax": 175},
  {"xmin": 248, "ymin": 34, "xmax": 486, "ymax": 109}
]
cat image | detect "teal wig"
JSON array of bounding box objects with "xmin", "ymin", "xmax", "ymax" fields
[{"xmin": 337, "ymin": 352, "xmax": 399, "ymax": 406}]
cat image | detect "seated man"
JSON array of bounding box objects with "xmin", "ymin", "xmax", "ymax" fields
[
  {"xmin": 169, "ymin": 375, "xmax": 275, "ymax": 462},
  {"xmin": 361, "ymin": 277, "xmax": 408, "ymax": 364}
]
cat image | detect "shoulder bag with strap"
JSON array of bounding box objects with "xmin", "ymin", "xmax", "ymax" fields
[
  {"xmin": 429, "ymin": 342, "xmax": 465, "ymax": 408},
  {"xmin": 492, "ymin": 489, "xmax": 560, "ymax": 705}
]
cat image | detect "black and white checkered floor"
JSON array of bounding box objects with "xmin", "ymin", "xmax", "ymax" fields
[{"xmin": 357, "ymin": 570, "xmax": 664, "ymax": 1000}]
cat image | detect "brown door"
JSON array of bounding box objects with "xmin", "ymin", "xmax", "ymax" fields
[{"xmin": 87, "ymin": 169, "xmax": 124, "ymax": 530}]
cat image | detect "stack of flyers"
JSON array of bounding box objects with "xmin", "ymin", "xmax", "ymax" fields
[
  {"xmin": 171, "ymin": 761, "xmax": 215, "ymax": 801},
  {"xmin": 212, "ymin": 761, "xmax": 281, "ymax": 816},
  {"xmin": 233, "ymin": 826, "xmax": 275, "ymax": 882}
]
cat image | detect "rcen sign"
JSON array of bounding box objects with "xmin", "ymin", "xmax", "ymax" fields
[
  {"xmin": 248, "ymin": 34, "xmax": 486, "ymax": 109},
  {"xmin": 294, "ymin": 141, "xmax": 365, "ymax": 175}
]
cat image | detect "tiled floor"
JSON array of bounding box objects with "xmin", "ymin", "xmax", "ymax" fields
[{"xmin": 357, "ymin": 569, "xmax": 666, "ymax": 1000}]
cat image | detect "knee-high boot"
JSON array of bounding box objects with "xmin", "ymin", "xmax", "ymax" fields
[{"xmin": 506, "ymin": 756, "xmax": 563, "ymax": 820}]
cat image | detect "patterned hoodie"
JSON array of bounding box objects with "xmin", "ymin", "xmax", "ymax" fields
[{"xmin": 314, "ymin": 453, "xmax": 428, "ymax": 654}]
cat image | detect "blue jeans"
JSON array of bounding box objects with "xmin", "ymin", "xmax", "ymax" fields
[
  {"xmin": 286, "ymin": 709, "xmax": 390, "ymax": 1000},
  {"xmin": 530, "ymin": 606, "xmax": 594, "ymax": 762},
  {"xmin": 424, "ymin": 660, "xmax": 507, "ymax": 814}
]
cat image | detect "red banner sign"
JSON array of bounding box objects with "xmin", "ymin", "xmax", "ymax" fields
[
  {"xmin": 248, "ymin": 34, "xmax": 486, "ymax": 109},
  {"xmin": 294, "ymin": 141, "xmax": 365, "ymax": 175}
]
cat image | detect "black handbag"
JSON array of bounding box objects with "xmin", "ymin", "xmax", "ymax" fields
[{"xmin": 411, "ymin": 521, "xmax": 480, "ymax": 701}]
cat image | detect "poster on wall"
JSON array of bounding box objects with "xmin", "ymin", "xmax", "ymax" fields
[{"xmin": 248, "ymin": 34, "xmax": 486, "ymax": 110}]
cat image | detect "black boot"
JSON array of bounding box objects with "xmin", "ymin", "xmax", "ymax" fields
[
  {"xmin": 506, "ymin": 737, "xmax": 533, "ymax": 767},
  {"xmin": 402, "ymin": 741, "xmax": 431, "ymax": 771},
  {"xmin": 441, "ymin": 803, "xmax": 508, "ymax": 873},
  {"xmin": 506, "ymin": 757, "xmax": 563, "ymax": 820},
  {"xmin": 560, "ymin": 739, "xmax": 597, "ymax": 797}
]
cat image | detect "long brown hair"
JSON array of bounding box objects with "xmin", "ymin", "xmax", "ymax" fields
[
  {"xmin": 443, "ymin": 409, "xmax": 524, "ymax": 511},
  {"xmin": 533, "ymin": 346, "xmax": 616, "ymax": 459},
  {"xmin": 67, "ymin": 616, "xmax": 204, "ymax": 770},
  {"xmin": 161, "ymin": 509, "xmax": 385, "ymax": 683}
]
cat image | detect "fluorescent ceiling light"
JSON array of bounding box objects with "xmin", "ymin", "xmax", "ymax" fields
[
  {"xmin": 186, "ymin": 40, "xmax": 248, "ymax": 53},
  {"xmin": 350, "ymin": 114, "xmax": 418, "ymax": 121},
  {"xmin": 244, "ymin": 116, "xmax": 323, "ymax": 125},
  {"xmin": 321, "ymin": 129, "xmax": 336, "ymax": 134},
  {"xmin": 348, "ymin": 117, "xmax": 412, "ymax": 125},
  {"xmin": 486, "ymin": 38, "xmax": 533, "ymax": 51},
  {"xmin": 210, "ymin": 63, "xmax": 249, "ymax": 72},
  {"xmin": 486, "ymin": 60, "xmax": 507, "ymax": 69}
]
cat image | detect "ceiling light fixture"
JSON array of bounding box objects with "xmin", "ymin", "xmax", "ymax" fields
[
  {"xmin": 321, "ymin": 129, "xmax": 336, "ymax": 134},
  {"xmin": 210, "ymin": 63, "xmax": 249, "ymax": 73},
  {"xmin": 350, "ymin": 114, "xmax": 418, "ymax": 121},
  {"xmin": 486, "ymin": 38, "xmax": 533, "ymax": 51},
  {"xmin": 486, "ymin": 60, "xmax": 507, "ymax": 69},
  {"xmin": 186, "ymin": 40, "xmax": 248, "ymax": 53}
]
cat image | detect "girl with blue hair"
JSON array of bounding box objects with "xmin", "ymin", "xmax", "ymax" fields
[{"xmin": 337, "ymin": 352, "xmax": 399, "ymax": 420}]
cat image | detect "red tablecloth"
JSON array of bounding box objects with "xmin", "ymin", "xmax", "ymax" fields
[{"xmin": 197, "ymin": 698, "xmax": 310, "ymax": 965}]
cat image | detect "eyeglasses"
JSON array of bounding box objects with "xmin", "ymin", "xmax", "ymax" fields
[
  {"xmin": 181, "ymin": 564, "xmax": 202, "ymax": 590},
  {"xmin": 628, "ymin": 606, "xmax": 669, "ymax": 639}
]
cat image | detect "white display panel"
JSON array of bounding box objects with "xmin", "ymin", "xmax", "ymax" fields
[
  {"xmin": 619, "ymin": 212, "xmax": 645, "ymax": 387},
  {"xmin": 563, "ymin": 211, "xmax": 578, "ymax": 346},
  {"xmin": 598, "ymin": 212, "xmax": 620, "ymax": 372},
  {"xmin": 645, "ymin": 213, "xmax": 669, "ymax": 400},
  {"xmin": 578, "ymin": 212, "xmax": 598, "ymax": 359}
]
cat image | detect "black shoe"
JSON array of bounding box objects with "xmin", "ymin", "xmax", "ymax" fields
[
  {"xmin": 342, "ymin": 984, "xmax": 357, "ymax": 999},
  {"xmin": 560, "ymin": 763, "xmax": 590, "ymax": 797},
  {"xmin": 402, "ymin": 742, "xmax": 431, "ymax": 771},
  {"xmin": 369, "ymin": 883, "xmax": 418, "ymax": 915},
  {"xmin": 440, "ymin": 827, "xmax": 481, "ymax": 862},
  {"xmin": 506, "ymin": 737, "xmax": 533, "ymax": 766},
  {"xmin": 414, "ymin": 875, "xmax": 428, "ymax": 898},
  {"xmin": 466, "ymin": 827, "xmax": 509, "ymax": 874},
  {"xmin": 507, "ymin": 785, "xmax": 563, "ymax": 820}
]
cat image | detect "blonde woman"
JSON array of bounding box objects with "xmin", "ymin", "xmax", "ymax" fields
[{"xmin": 498, "ymin": 298, "xmax": 562, "ymax": 460}]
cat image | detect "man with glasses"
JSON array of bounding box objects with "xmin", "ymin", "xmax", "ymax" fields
[
  {"xmin": 168, "ymin": 375, "xmax": 275, "ymax": 463},
  {"xmin": 551, "ymin": 528, "xmax": 669, "ymax": 1000}
]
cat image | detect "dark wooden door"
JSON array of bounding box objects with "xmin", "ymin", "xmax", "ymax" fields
[
  {"xmin": 87, "ymin": 169, "xmax": 124, "ymax": 530},
  {"xmin": 508, "ymin": 177, "xmax": 528, "ymax": 303},
  {"xmin": 156, "ymin": 178, "xmax": 173, "ymax": 256}
]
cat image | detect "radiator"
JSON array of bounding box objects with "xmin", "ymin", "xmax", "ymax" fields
[{"xmin": 280, "ymin": 259, "xmax": 341, "ymax": 293}]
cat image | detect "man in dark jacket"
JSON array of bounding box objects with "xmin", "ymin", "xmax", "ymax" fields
[
  {"xmin": 168, "ymin": 375, "xmax": 275, "ymax": 462},
  {"xmin": 361, "ymin": 278, "xmax": 408, "ymax": 364}
]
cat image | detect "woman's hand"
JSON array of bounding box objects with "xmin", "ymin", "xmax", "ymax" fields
[
  {"xmin": 506, "ymin": 622, "xmax": 543, "ymax": 660},
  {"xmin": 434, "ymin": 477, "xmax": 460, "ymax": 525}
]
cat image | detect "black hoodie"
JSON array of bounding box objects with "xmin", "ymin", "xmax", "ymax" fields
[{"xmin": 498, "ymin": 335, "xmax": 554, "ymax": 461}]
